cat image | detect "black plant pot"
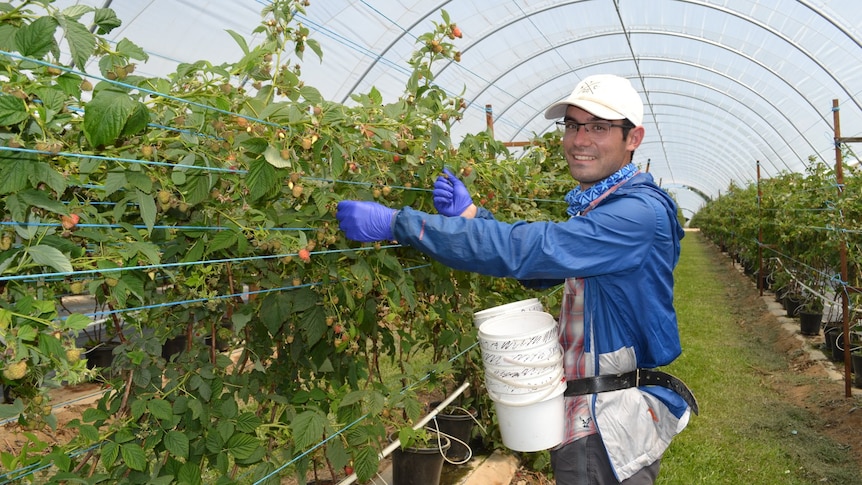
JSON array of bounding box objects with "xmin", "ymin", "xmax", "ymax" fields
[
  {"xmin": 162, "ymin": 335, "xmax": 188, "ymax": 359},
  {"xmin": 823, "ymin": 325, "xmax": 844, "ymax": 362},
  {"xmin": 85, "ymin": 343, "xmax": 120, "ymax": 378},
  {"xmin": 853, "ymin": 354, "xmax": 862, "ymax": 389},
  {"xmin": 390, "ymin": 433, "xmax": 451, "ymax": 485},
  {"xmin": 798, "ymin": 311, "xmax": 822, "ymax": 336},
  {"xmin": 428, "ymin": 403, "xmax": 478, "ymax": 462},
  {"xmin": 783, "ymin": 296, "xmax": 804, "ymax": 317}
]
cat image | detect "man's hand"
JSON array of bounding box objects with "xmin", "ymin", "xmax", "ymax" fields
[
  {"xmin": 336, "ymin": 201, "xmax": 397, "ymax": 242},
  {"xmin": 433, "ymin": 168, "xmax": 474, "ymax": 217}
]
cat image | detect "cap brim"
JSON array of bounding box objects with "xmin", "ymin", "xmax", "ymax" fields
[{"xmin": 544, "ymin": 99, "xmax": 626, "ymax": 121}]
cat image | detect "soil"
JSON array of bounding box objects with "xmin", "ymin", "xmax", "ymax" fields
[{"xmin": 2, "ymin": 240, "xmax": 861, "ymax": 484}]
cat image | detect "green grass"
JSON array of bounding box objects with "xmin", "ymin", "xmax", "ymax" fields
[{"xmin": 658, "ymin": 231, "xmax": 862, "ymax": 485}]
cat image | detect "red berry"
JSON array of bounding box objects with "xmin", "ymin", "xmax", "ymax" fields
[
  {"xmin": 298, "ymin": 249, "xmax": 311, "ymax": 262},
  {"xmin": 451, "ymin": 25, "xmax": 462, "ymax": 38},
  {"xmin": 61, "ymin": 214, "xmax": 80, "ymax": 230}
]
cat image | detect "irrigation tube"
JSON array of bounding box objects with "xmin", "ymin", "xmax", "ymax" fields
[{"xmin": 336, "ymin": 380, "xmax": 471, "ymax": 485}]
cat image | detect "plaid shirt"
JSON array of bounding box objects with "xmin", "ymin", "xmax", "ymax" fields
[{"xmin": 560, "ymin": 276, "xmax": 596, "ymax": 444}]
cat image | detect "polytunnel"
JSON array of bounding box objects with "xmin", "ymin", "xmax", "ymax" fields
[
  {"xmin": 4, "ymin": 1, "xmax": 862, "ymax": 483},
  {"xmin": 52, "ymin": 0, "xmax": 862, "ymax": 218}
]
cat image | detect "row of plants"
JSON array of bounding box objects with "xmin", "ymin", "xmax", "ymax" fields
[
  {"xmin": 0, "ymin": 1, "xmax": 575, "ymax": 483},
  {"xmin": 690, "ymin": 155, "xmax": 862, "ymax": 339}
]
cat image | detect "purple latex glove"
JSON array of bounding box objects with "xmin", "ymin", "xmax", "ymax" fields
[
  {"xmin": 433, "ymin": 167, "xmax": 473, "ymax": 216},
  {"xmin": 336, "ymin": 200, "xmax": 397, "ymax": 242}
]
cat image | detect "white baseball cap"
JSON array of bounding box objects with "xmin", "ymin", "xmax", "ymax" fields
[{"xmin": 544, "ymin": 74, "xmax": 644, "ymax": 126}]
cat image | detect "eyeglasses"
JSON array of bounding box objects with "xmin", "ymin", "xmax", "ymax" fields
[{"xmin": 555, "ymin": 120, "xmax": 630, "ymax": 138}]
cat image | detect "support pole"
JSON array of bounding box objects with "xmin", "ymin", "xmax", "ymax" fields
[
  {"xmin": 485, "ymin": 104, "xmax": 494, "ymax": 138},
  {"xmin": 832, "ymin": 98, "xmax": 852, "ymax": 398}
]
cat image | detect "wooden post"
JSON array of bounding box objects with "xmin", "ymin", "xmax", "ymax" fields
[
  {"xmin": 485, "ymin": 104, "xmax": 494, "ymax": 138},
  {"xmin": 832, "ymin": 98, "xmax": 852, "ymax": 398}
]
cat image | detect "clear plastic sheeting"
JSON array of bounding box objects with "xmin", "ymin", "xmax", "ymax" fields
[{"xmin": 51, "ymin": 0, "xmax": 862, "ymax": 215}]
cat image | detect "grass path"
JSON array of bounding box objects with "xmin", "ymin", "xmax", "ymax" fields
[{"xmin": 657, "ymin": 231, "xmax": 862, "ymax": 485}]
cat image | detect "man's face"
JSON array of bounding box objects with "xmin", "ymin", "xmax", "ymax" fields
[{"xmin": 562, "ymin": 106, "xmax": 644, "ymax": 189}]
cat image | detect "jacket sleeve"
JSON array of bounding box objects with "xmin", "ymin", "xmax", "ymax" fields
[{"xmin": 391, "ymin": 195, "xmax": 658, "ymax": 280}]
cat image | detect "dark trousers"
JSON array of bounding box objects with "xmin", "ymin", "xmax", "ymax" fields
[{"xmin": 549, "ymin": 434, "xmax": 661, "ymax": 484}]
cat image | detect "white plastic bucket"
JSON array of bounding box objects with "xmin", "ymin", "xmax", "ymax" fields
[
  {"xmin": 493, "ymin": 380, "xmax": 566, "ymax": 452},
  {"xmin": 473, "ymin": 298, "xmax": 544, "ymax": 328},
  {"xmin": 478, "ymin": 311, "xmax": 558, "ymax": 352},
  {"xmin": 484, "ymin": 362, "xmax": 564, "ymax": 395},
  {"xmin": 481, "ymin": 338, "xmax": 562, "ymax": 367},
  {"xmin": 477, "ymin": 310, "xmax": 566, "ymax": 452}
]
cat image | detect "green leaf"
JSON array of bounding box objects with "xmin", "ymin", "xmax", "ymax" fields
[
  {"xmin": 205, "ymin": 230, "xmax": 238, "ymax": 255},
  {"xmin": 147, "ymin": 398, "xmax": 173, "ymax": 421},
  {"xmin": 354, "ymin": 445, "xmax": 380, "ymax": 482},
  {"xmin": 61, "ymin": 5, "xmax": 93, "ymax": 20},
  {"xmin": 205, "ymin": 429, "xmax": 225, "ymax": 453},
  {"xmin": 225, "ymin": 433, "xmax": 260, "ymax": 460},
  {"xmin": 38, "ymin": 332, "xmax": 64, "ymax": 359},
  {"xmin": 234, "ymin": 412, "xmax": 262, "ymax": 433},
  {"xmin": 0, "ymin": 95, "xmax": 29, "ymax": 126},
  {"xmin": 16, "ymin": 324, "xmax": 37, "ymax": 342},
  {"xmin": 299, "ymin": 85, "xmax": 324, "ymax": 106},
  {"xmin": 177, "ymin": 462, "xmax": 202, "ymax": 485},
  {"xmin": 340, "ymin": 390, "xmax": 368, "ymax": 408},
  {"xmin": 164, "ymin": 431, "xmax": 189, "ymax": 459},
  {"xmin": 217, "ymin": 421, "xmax": 235, "ymax": 443},
  {"xmin": 93, "ymin": 8, "xmax": 122, "ymax": 34},
  {"xmin": 120, "ymin": 442, "xmax": 147, "ymax": 471},
  {"xmin": 60, "ymin": 15, "xmax": 95, "ymax": 69},
  {"xmin": 116, "ymin": 38, "xmax": 149, "ymax": 61},
  {"xmin": 306, "ymin": 38, "xmax": 323, "ymax": 60},
  {"xmin": 263, "ymin": 144, "xmax": 291, "ymax": 168},
  {"xmin": 299, "ymin": 305, "xmax": 326, "ymax": 345},
  {"xmin": 27, "ymin": 245, "xmax": 73, "ymax": 273},
  {"xmin": 64, "ymin": 313, "xmax": 93, "ymax": 331},
  {"xmin": 31, "ymin": 161, "xmax": 67, "ymax": 195},
  {"xmin": 0, "ymin": 153, "xmax": 34, "ymax": 195},
  {"xmin": 122, "ymin": 102, "xmax": 150, "ymax": 137},
  {"xmin": 100, "ymin": 441, "xmax": 119, "ymax": 468},
  {"xmin": 15, "ymin": 16, "xmax": 58, "ymax": 59},
  {"xmin": 324, "ymin": 437, "xmax": 349, "ymax": 471},
  {"xmin": 128, "ymin": 241, "xmax": 161, "ymax": 265},
  {"xmin": 220, "ymin": 398, "xmax": 238, "ymax": 419},
  {"xmin": 78, "ymin": 423, "xmax": 99, "ymax": 442},
  {"xmin": 0, "ymin": 400, "xmax": 24, "ymax": 419},
  {"xmin": 83, "ymin": 407, "xmax": 109, "ymax": 423},
  {"xmin": 225, "ymin": 29, "xmax": 249, "ymax": 55},
  {"xmin": 130, "ymin": 400, "xmax": 146, "ymax": 420},
  {"xmin": 103, "ymin": 171, "xmax": 127, "ymax": 197},
  {"xmin": 136, "ymin": 189, "xmax": 156, "ymax": 234},
  {"xmin": 33, "ymin": 86, "xmax": 67, "ymax": 113},
  {"xmin": 83, "ymin": 90, "xmax": 136, "ymax": 147},
  {"xmin": 292, "ymin": 410, "xmax": 326, "ymax": 449},
  {"xmin": 0, "ymin": 24, "xmax": 19, "ymax": 52},
  {"xmin": 246, "ymin": 158, "xmax": 279, "ymax": 201},
  {"xmin": 18, "ymin": 188, "xmax": 67, "ymax": 214}
]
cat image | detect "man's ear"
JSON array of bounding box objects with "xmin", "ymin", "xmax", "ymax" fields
[{"xmin": 626, "ymin": 125, "xmax": 645, "ymax": 151}]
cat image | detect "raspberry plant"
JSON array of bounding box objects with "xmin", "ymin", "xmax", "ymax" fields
[{"xmin": 0, "ymin": 1, "xmax": 569, "ymax": 482}]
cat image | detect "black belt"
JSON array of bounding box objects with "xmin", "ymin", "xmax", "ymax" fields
[{"xmin": 564, "ymin": 369, "xmax": 699, "ymax": 415}]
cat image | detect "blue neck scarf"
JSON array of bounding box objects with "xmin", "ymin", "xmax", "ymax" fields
[{"xmin": 565, "ymin": 162, "xmax": 638, "ymax": 217}]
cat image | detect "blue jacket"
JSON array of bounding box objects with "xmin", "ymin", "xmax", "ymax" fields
[{"xmin": 392, "ymin": 172, "xmax": 689, "ymax": 479}]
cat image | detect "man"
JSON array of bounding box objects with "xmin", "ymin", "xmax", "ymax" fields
[{"xmin": 336, "ymin": 74, "xmax": 694, "ymax": 484}]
